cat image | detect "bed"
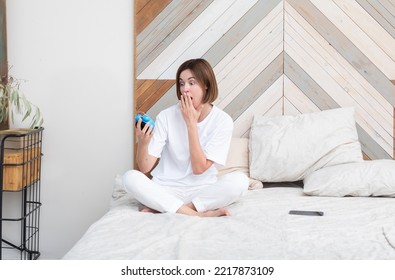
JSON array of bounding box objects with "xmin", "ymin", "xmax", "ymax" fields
[
  {"xmin": 63, "ymin": 182, "xmax": 395, "ymax": 260},
  {"xmin": 63, "ymin": 108, "xmax": 395, "ymax": 260}
]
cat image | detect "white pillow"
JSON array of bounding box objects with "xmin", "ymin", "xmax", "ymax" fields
[
  {"xmin": 303, "ymin": 160, "xmax": 395, "ymax": 197},
  {"xmin": 218, "ymin": 138, "xmax": 263, "ymax": 189},
  {"xmin": 249, "ymin": 107, "xmax": 363, "ymax": 182}
]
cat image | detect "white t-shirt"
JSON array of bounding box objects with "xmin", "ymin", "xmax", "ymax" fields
[{"xmin": 148, "ymin": 104, "xmax": 233, "ymax": 187}]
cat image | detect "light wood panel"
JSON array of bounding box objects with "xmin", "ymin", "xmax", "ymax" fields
[
  {"xmin": 284, "ymin": 5, "xmax": 393, "ymax": 156},
  {"xmin": 135, "ymin": 0, "xmax": 171, "ymax": 35},
  {"xmin": 134, "ymin": 0, "xmax": 395, "ymax": 159},
  {"xmin": 136, "ymin": 80, "xmax": 175, "ymax": 113},
  {"xmin": 137, "ymin": 0, "xmax": 214, "ymax": 75}
]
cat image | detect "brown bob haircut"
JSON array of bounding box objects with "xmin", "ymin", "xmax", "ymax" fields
[{"xmin": 176, "ymin": 58, "xmax": 219, "ymax": 104}]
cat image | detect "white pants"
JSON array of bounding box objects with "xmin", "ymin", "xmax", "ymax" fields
[{"xmin": 122, "ymin": 170, "xmax": 249, "ymax": 213}]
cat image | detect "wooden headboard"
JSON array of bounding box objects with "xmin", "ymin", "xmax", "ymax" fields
[{"xmin": 134, "ymin": 0, "xmax": 395, "ymax": 160}]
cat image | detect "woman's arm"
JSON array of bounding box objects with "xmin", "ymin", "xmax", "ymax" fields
[
  {"xmin": 186, "ymin": 124, "xmax": 213, "ymax": 174},
  {"xmin": 180, "ymin": 93, "xmax": 213, "ymax": 174},
  {"xmin": 135, "ymin": 118, "xmax": 158, "ymax": 173}
]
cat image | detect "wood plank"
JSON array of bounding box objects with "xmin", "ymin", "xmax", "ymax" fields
[
  {"xmin": 264, "ymin": 99, "xmax": 284, "ymax": 118},
  {"xmin": 137, "ymin": 0, "xmax": 200, "ymax": 43},
  {"xmin": 355, "ymin": 0, "xmax": 395, "ymax": 38},
  {"xmin": 224, "ymin": 52, "xmax": 283, "ymax": 120},
  {"xmin": 135, "ymin": 0, "xmax": 172, "ymax": 35},
  {"xmin": 147, "ymin": 84, "xmax": 178, "ymax": 119},
  {"xmin": 284, "ymin": 53, "xmax": 337, "ymax": 111},
  {"xmin": 356, "ymin": 124, "xmax": 392, "ymax": 159},
  {"xmin": 133, "ymin": 0, "xmax": 138, "ymax": 167},
  {"xmin": 137, "ymin": 0, "xmax": 214, "ymax": 75},
  {"xmin": 285, "ymin": 1, "xmax": 393, "ymax": 116},
  {"xmin": 362, "ymin": 152, "xmax": 371, "ymax": 160},
  {"xmin": 381, "ymin": 0, "xmax": 395, "ymax": 14},
  {"xmin": 283, "ymin": 76, "xmax": 321, "ymax": 114},
  {"xmin": 139, "ymin": 80, "xmax": 176, "ymax": 113},
  {"xmin": 233, "ymin": 76, "xmax": 283, "ymax": 138},
  {"xmin": 204, "ymin": 0, "xmax": 282, "ymax": 67},
  {"xmin": 285, "ymin": 31, "xmax": 393, "ymax": 154},
  {"xmin": 240, "ymin": 98, "xmax": 284, "ymax": 138},
  {"xmin": 133, "ymin": 0, "xmax": 395, "ymax": 161},
  {"xmin": 285, "ymin": 9, "xmax": 393, "ymax": 137},
  {"xmin": 333, "ymin": 0, "xmax": 395, "ymax": 62},
  {"xmin": 368, "ymin": 0, "xmax": 395, "ymax": 27},
  {"xmin": 138, "ymin": 0, "xmax": 261, "ymax": 79},
  {"xmin": 138, "ymin": 0, "xmax": 237, "ymax": 79},
  {"xmin": 217, "ymin": 43, "xmax": 283, "ymax": 110},
  {"xmin": 214, "ymin": 1, "xmax": 283, "ymax": 79},
  {"xmin": 135, "ymin": 79, "xmax": 146, "ymax": 90},
  {"xmin": 136, "ymin": 80, "xmax": 155, "ymax": 96},
  {"xmin": 215, "ymin": 17, "xmax": 283, "ymax": 109},
  {"xmin": 283, "ymin": 98, "xmax": 300, "ymax": 116},
  {"xmin": 158, "ymin": 0, "xmax": 259, "ymax": 79},
  {"xmin": 135, "ymin": 0, "xmax": 151, "ymax": 14},
  {"xmin": 287, "ymin": 0, "xmax": 395, "ymax": 107},
  {"xmin": 310, "ymin": 0, "xmax": 395, "ymax": 79},
  {"xmin": 136, "ymin": 80, "xmax": 175, "ymax": 112},
  {"xmin": 285, "ymin": 53, "xmax": 391, "ymax": 160}
]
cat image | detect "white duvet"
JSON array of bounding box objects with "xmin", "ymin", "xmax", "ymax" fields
[{"xmin": 63, "ymin": 185, "xmax": 395, "ymax": 260}]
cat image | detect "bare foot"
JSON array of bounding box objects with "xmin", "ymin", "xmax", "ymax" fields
[
  {"xmin": 176, "ymin": 204, "xmax": 230, "ymax": 217},
  {"xmin": 140, "ymin": 206, "xmax": 160, "ymax": 214},
  {"xmin": 200, "ymin": 208, "xmax": 231, "ymax": 217}
]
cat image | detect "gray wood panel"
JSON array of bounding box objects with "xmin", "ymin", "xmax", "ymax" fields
[
  {"xmin": 204, "ymin": 0, "xmax": 282, "ymax": 67},
  {"xmin": 368, "ymin": 0, "xmax": 395, "ymax": 28},
  {"xmin": 356, "ymin": 124, "xmax": 393, "ymax": 159},
  {"xmin": 356, "ymin": 0, "xmax": 395, "ymax": 38},
  {"xmin": 135, "ymin": 0, "xmax": 394, "ymax": 159},
  {"xmin": 287, "ymin": 0, "xmax": 395, "ymax": 107},
  {"xmin": 284, "ymin": 53, "xmax": 338, "ymax": 110},
  {"xmin": 137, "ymin": 0, "xmax": 214, "ymax": 76},
  {"xmin": 224, "ymin": 53, "xmax": 283, "ymax": 121},
  {"xmin": 147, "ymin": 84, "xmax": 178, "ymax": 119},
  {"xmin": 285, "ymin": 53, "xmax": 392, "ymax": 159}
]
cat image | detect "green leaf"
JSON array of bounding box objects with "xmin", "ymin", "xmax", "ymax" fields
[{"xmin": 1, "ymin": 75, "xmax": 44, "ymax": 127}]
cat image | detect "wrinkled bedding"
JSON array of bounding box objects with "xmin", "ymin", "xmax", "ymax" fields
[{"xmin": 63, "ymin": 183, "xmax": 395, "ymax": 260}]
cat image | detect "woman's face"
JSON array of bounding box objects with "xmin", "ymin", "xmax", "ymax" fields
[{"xmin": 179, "ymin": 69, "xmax": 207, "ymax": 109}]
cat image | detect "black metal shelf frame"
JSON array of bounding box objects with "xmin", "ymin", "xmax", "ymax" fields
[{"xmin": 0, "ymin": 128, "xmax": 43, "ymax": 260}]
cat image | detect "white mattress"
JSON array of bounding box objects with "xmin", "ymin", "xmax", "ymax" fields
[{"xmin": 63, "ymin": 183, "xmax": 395, "ymax": 259}]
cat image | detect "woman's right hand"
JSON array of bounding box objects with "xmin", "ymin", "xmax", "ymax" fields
[
  {"xmin": 135, "ymin": 118, "xmax": 154, "ymax": 145},
  {"xmin": 135, "ymin": 118, "xmax": 157, "ymax": 173}
]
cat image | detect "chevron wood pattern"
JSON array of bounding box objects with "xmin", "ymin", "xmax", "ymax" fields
[{"xmin": 134, "ymin": 0, "xmax": 395, "ymax": 159}]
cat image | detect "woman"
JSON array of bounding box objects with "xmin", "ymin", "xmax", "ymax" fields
[{"xmin": 123, "ymin": 58, "xmax": 248, "ymax": 217}]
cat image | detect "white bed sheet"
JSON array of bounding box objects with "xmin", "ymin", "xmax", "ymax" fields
[{"xmin": 63, "ymin": 184, "xmax": 395, "ymax": 260}]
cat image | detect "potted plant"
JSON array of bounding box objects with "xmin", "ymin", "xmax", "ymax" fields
[{"xmin": 0, "ymin": 76, "xmax": 43, "ymax": 130}]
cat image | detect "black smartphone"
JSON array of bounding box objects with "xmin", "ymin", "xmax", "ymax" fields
[
  {"xmin": 289, "ymin": 210, "xmax": 324, "ymax": 216},
  {"xmin": 135, "ymin": 121, "xmax": 147, "ymax": 130},
  {"xmin": 134, "ymin": 114, "xmax": 155, "ymax": 132}
]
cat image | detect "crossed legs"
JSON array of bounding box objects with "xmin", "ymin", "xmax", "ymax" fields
[{"xmin": 122, "ymin": 170, "xmax": 248, "ymax": 217}]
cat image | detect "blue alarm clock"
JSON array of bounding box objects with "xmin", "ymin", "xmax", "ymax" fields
[{"xmin": 135, "ymin": 113, "xmax": 155, "ymax": 130}]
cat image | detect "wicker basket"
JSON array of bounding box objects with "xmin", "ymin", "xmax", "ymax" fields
[{"xmin": 2, "ymin": 147, "xmax": 41, "ymax": 191}]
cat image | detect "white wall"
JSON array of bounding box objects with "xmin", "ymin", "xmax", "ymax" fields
[{"xmin": 6, "ymin": 0, "xmax": 134, "ymax": 259}]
